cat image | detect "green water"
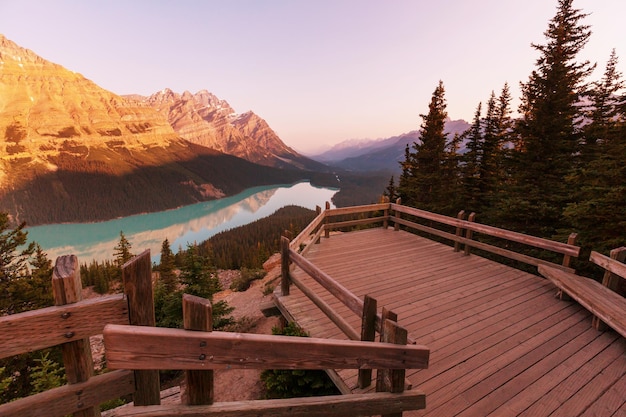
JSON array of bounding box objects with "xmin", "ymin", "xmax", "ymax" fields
[{"xmin": 25, "ymin": 181, "xmax": 337, "ymax": 263}]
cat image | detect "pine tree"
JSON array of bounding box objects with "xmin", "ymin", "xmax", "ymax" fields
[
  {"xmin": 564, "ymin": 51, "xmax": 626, "ymax": 253},
  {"xmin": 398, "ymin": 81, "xmax": 452, "ymax": 213},
  {"xmin": 179, "ymin": 244, "xmax": 221, "ymax": 299},
  {"xmin": 113, "ymin": 231, "xmax": 134, "ymax": 268},
  {"xmin": 397, "ymin": 144, "xmax": 414, "ymax": 204},
  {"xmin": 384, "ymin": 176, "xmax": 397, "ymax": 202},
  {"xmin": 481, "ymin": 84, "xmax": 513, "ymax": 221},
  {"xmin": 461, "ymin": 102, "xmax": 483, "ymax": 212},
  {"xmin": 159, "ymin": 238, "xmax": 178, "ymax": 293},
  {"xmin": 29, "ymin": 352, "xmax": 65, "ymax": 394},
  {"xmin": 498, "ymin": 0, "xmax": 594, "ymax": 237},
  {"xmin": 581, "ymin": 49, "xmax": 623, "ymax": 159},
  {"xmin": 441, "ymin": 132, "xmax": 463, "ymax": 214},
  {"xmin": 0, "ymin": 213, "xmax": 36, "ymax": 315}
]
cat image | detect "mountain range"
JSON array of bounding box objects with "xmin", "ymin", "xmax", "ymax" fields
[
  {"xmin": 0, "ymin": 33, "xmax": 471, "ymax": 226},
  {"xmin": 0, "ymin": 34, "xmax": 325, "ymax": 225},
  {"xmin": 312, "ymin": 119, "xmax": 470, "ymax": 173}
]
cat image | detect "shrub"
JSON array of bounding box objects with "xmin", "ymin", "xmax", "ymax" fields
[
  {"xmin": 260, "ymin": 322, "xmax": 339, "ymax": 399},
  {"xmin": 230, "ymin": 268, "xmax": 266, "ymax": 292}
]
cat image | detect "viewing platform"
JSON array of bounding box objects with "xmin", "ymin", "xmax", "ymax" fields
[
  {"xmin": 1, "ymin": 201, "xmax": 624, "ymax": 416},
  {"xmin": 274, "ymin": 203, "xmax": 626, "ymax": 416}
]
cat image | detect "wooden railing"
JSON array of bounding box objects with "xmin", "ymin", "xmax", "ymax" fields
[
  {"xmin": 281, "ymin": 201, "xmax": 581, "ymax": 342},
  {"xmin": 291, "ymin": 200, "xmax": 581, "ymax": 272},
  {"xmin": 1, "ymin": 248, "xmax": 429, "ymax": 417},
  {"xmin": 0, "ymin": 251, "xmax": 156, "ymax": 417},
  {"xmin": 103, "ymin": 314, "xmax": 429, "ymax": 416},
  {"xmin": 539, "ymin": 247, "xmax": 626, "ymax": 338}
]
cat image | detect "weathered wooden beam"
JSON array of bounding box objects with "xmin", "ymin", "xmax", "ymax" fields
[
  {"xmin": 288, "ymin": 249, "xmax": 365, "ymax": 322},
  {"xmin": 591, "ymin": 248, "xmax": 626, "ymax": 331},
  {"xmin": 0, "ymin": 294, "xmax": 127, "ymax": 359},
  {"xmin": 358, "ymin": 295, "xmax": 378, "ymax": 388},
  {"xmin": 122, "ymin": 250, "xmax": 160, "ymax": 406},
  {"xmin": 289, "ymin": 273, "xmax": 360, "ymax": 341},
  {"xmin": 0, "ymin": 370, "xmax": 134, "ymax": 417},
  {"xmin": 539, "ymin": 264, "xmax": 626, "ymax": 339},
  {"xmin": 287, "ymin": 249, "xmax": 418, "ymax": 344},
  {"xmin": 324, "ymin": 203, "xmax": 390, "ymax": 217},
  {"xmin": 454, "ymin": 210, "xmax": 466, "ymax": 252},
  {"xmin": 391, "ymin": 203, "xmax": 580, "ymax": 257},
  {"xmin": 103, "ymin": 324, "xmax": 429, "ymax": 371},
  {"xmin": 106, "ymin": 391, "xmax": 426, "ymax": 417},
  {"xmin": 325, "ymin": 201, "xmax": 331, "ymax": 238},
  {"xmin": 561, "ymin": 233, "xmax": 578, "ymax": 269},
  {"xmin": 464, "ymin": 212, "xmax": 476, "ymax": 256},
  {"xmin": 290, "ymin": 209, "xmax": 325, "ymax": 250},
  {"xmin": 394, "ymin": 198, "xmax": 402, "ymax": 231},
  {"xmin": 52, "ymin": 255, "xmax": 99, "ymax": 417},
  {"xmin": 590, "ymin": 250, "xmax": 626, "ymax": 280},
  {"xmin": 281, "ymin": 236, "xmax": 291, "ymax": 296},
  {"xmin": 300, "ymin": 226, "xmax": 325, "ymax": 255},
  {"xmin": 325, "ymin": 216, "xmax": 386, "ymax": 231},
  {"xmin": 391, "ymin": 216, "xmax": 576, "ymax": 273},
  {"xmin": 376, "ymin": 308, "xmax": 398, "ymax": 393},
  {"xmin": 182, "ymin": 294, "xmax": 214, "ymax": 405}
]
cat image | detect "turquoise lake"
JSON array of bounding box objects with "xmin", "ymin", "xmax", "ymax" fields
[{"xmin": 25, "ymin": 181, "xmax": 337, "ymax": 263}]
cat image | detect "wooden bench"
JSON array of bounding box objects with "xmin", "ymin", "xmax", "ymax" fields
[{"xmin": 538, "ymin": 247, "xmax": 626, "ymax": 339}]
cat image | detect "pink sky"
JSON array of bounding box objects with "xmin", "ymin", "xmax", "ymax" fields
[{"xmin": 1, "ymin": 0, "xmax": 624, "ymax": 153}]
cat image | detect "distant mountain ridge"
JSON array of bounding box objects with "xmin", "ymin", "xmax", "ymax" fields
[
  {"xmin": 130, "ymin": 89, "xmax": 323, "ymax": 171},
  {"xmin": 0, "ymin": 34, "xmax": 322, "ymax": 225},
  {"xmin": 313, "ymin": 119, "xmax": 470, "ymax": 173}
]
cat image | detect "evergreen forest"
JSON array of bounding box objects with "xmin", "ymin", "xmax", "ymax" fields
[{"xmin": 391, "ymin": 0, "xmax": 625, "ymax": 268}]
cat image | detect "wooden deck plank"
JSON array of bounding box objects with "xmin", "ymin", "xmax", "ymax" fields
[
  {"xmin": 412, "ymin": 307, "xmax": 590, "ymax": 414},
  {"xmin": 549, "ymin": 351, "xmax": 626, "ymax": 417},
  {"xmin": 455, "ymin": 327, "xmax": 614, "ymax": 416},
  {"xmin": 273, "ymin": 228, "xmax": 626, "ymax": 417},
  {"xmin": 514, "ymin": 336, "xmax": 626, "ymax": 417}
]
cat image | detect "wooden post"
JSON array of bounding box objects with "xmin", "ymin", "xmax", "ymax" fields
[
  {"xmin": 377, "ymin": 316, "xmax": 408, "ymax": 417},
  {"xmin": 324, "ymin": 201, "xmax": 331, "ymax": 239},
  {"xmin": 182, "ymin": 294, "xmax": 214, "ymax": 405},
  {"xmin": 281, "ymin": 236, "xmax": 291, "ymax": 296},
  {"xmin": 394, "ymin": 198, "xmax": 402, "ymax": 231},
  {"xmin": 122, "ymin": 250, "xmax": 160, "ymax": 406},
  {"xmin": 52, "ymin": 255, "xmax": 100, "ymax": 417},
  {"xmin": 592, "ymin": 247, "xmax": 626, "ymax": 331},
  {"xmin": 464, "ymin": 212, "xmax": 476, "ymax": 256},
  {"xmin": 454, "ymin": 210, "xmax": 466, "ymax": 252},
  {"xmin": 557, "ymin": 234, "xmax": 578, "ymax": 301},
  {"xmin": 315, "ymin": 206, "xmax": 322, "ymax": 244},
  {"xmin": 376, "ymin": 308, "xmax": 398, "ymax": 393},
  {"xmin": 383, "ymin": 204, "xmax": 389, "ymax": 229},
  {"xmin": 561, "ymin": 233, "xmax": 578, "ymax": 269},
  {"xmin": 358, "ymin": 295, "xmax": 378, "ymax": 389}
]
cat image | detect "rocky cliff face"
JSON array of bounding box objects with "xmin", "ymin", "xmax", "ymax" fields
[
  {"xmin": 137, "ymin": 89, "xmax": 319, "ymax": 170},
  {"xmin": 0, "ymin": 34, "xmax": 180, "ymax": 158},
  {"xmin": 0, "ymin": 34, "xmax": 316, "ymax": 225}
]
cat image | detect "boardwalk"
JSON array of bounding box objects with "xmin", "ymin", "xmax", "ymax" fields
[{"xmin": 275, "ymin": 228, "xmax": 626, "ymax": 417}]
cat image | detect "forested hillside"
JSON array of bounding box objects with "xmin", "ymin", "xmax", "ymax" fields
[
  {"xmin": 392, "ymin": 0, "xmax": 625, "ymax": 265},
  {"xmin": 198, "ymin": 205, "xmax": 318, "ymax": 270},
  {"xmin": 0, "ymin": 143, "xmax": 315, "ymax": 225}
]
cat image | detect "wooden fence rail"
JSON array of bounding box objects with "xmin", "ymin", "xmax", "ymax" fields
[
  {"xmin": 103, "ymin": 325, "xmax": 429, "ymax": 371},
  {"xmin": 0, "ymin": 251, "xmax": 157, "ymax": 417},
  {"xmin": 103, "ymin": 317, "xmax": 428, "ymax": 417},
  {"xmin": 291, "ymin": 201, "xmax": 580, "ymax": 273}
]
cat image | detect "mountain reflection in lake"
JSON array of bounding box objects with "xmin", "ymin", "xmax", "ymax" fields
[{"xmin": 25, "ymin": 182, "xmax": 337, "ymax": 263}]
